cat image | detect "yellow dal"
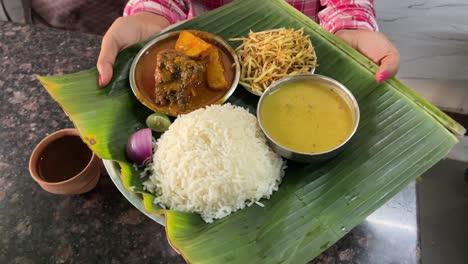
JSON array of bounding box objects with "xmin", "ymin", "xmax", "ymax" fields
[{"xmin": 260, "ymin": 81, "xmax": 354, "ymax": 153}]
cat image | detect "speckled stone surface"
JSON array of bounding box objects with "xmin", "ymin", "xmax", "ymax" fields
[
  {"xmin": 0, "ymin": 21, "xmax": 184, "ymax": 264},
  {"xmin": 0, "ymin": 21, "xmax": 419, "ymax": 264}
]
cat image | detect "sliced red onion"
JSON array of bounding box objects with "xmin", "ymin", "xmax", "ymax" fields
[{"xmin": 127, "ymin": 128, "xmax": 153, "ymax": 165}]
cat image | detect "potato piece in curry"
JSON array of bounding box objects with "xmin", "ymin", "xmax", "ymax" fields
[
  {"xmin": 175, "ymin": 31, "xmax": 212, "ymax": 58},
  {"xmin": 206, "ymin": 48, "xmax": 228, "ymax": 90}
]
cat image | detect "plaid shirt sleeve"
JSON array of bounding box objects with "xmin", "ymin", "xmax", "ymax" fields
[
  {"xmin": 124, "ymin": 0, "xmax": 378, "ymax": 33},
  {"xmin": 318, "ymin": 0, "xmax": 378, "ymax": 33},
  {"xmin": 123, "ymin": 0, "xmax": 194, "ymax": 24}
]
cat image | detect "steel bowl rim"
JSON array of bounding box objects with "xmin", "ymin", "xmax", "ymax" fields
[
  {"xmin": 129, "ymin": 30, "xmax": 241, "ymax": 116},
  {"xmin": 256, "ymin": 73, "xmax": 360, "ymax": 156}
]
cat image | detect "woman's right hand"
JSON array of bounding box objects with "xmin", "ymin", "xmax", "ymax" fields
[{"xmin": 97, "ymin": 12, "xmax": 170, "ymax": 87}]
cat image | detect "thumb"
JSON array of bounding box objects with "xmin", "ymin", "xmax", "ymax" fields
[
  {"xmin": 96, "ymin": 33, "xmax": 120, "ymax": 88},
  {"xmin": 375, "ymin": 49, "xmax": 400, "ymax": 83}
]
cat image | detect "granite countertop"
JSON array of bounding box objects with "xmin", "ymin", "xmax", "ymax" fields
[{"xmin": 0, "ymin": 21, "xmax": 419, "ymax": 264}]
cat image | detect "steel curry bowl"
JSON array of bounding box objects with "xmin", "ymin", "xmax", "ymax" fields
[{"xmin": 129, "ymin": 30, "xmax": 241, "ymax": 116}]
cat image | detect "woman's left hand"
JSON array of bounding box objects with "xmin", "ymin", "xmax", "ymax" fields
[{"xmin": 335, "ymin": 29, "xmax": 400, "ymax": 83}]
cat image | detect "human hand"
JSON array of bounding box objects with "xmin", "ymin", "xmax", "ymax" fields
[
  {"xmin": 97, "ymin": 12, "xmax": 170, "ymax": 87},
  {"xmin": 335, "ymin": 29, "xmax": 400, "ymax": 83}
]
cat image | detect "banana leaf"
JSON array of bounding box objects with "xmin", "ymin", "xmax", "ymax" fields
[{"xmin": 37, "ymin": 0, "xmax": 465, "ymax": 263}]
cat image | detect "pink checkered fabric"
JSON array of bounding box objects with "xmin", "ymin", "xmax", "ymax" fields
[
  {"xmin": 319, "ymin": 0, "xmax": 377, "ymax": 32},
  {"xmin": 124, "ymin": 0, "xmax": 377, "ymax": 33}
]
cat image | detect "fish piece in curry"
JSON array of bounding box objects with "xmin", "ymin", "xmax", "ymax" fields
[{"xmin": 154, "ymin": 50, "xmax": 207, "ymax": 111}]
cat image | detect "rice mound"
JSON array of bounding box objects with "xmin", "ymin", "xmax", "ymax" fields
[{"xmin": 147, "ymin": 103, "xmax": 285, "ymax": 223}]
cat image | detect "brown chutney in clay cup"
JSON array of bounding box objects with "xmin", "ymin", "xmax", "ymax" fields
[{"xmin": 29, "ymin": 128, "xmax": 101, "ymax": 195}]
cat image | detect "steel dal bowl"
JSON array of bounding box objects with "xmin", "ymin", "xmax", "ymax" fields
[{"xmin": 257, "ymin": 74, "xmax": 360, "ymax": 163}]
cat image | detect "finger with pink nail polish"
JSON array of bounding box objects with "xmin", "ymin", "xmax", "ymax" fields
[{"xmin": 377, "ymin": 71, "xmax": 389, "ymax": 83}]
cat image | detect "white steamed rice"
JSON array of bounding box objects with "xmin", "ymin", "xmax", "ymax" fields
[{"xmin": 144, "ymin": 103, "xmax": 285, "ymax": 223}]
